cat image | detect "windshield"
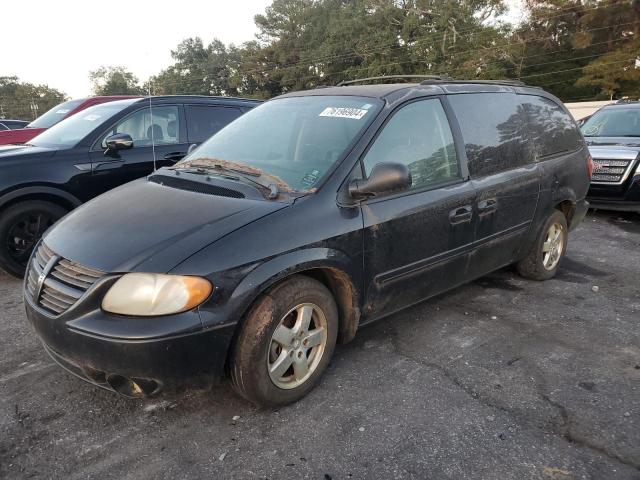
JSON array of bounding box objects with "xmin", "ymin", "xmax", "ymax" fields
[
  {"xmin": 176, "ymin": 96, "xmax": 383, "ymax": 191},
  {"xmin": 581, "ymin": 107, "xmax": 640, "ymax": 137},
  {"xmin": 27, "ymin": 99, "xmax": 85, "ymax": 129},
  {"xmin": 30, "ymin": 100, "xmax": 136, "ymax": 149}
]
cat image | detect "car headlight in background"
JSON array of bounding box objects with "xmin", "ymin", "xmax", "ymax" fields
[{"xmin": 102, "ymin": 273, "xmax": 212, "ymax": 316}]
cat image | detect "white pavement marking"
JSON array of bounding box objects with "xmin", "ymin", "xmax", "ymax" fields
[{"xmin": 0, "ymin": 362, "xmax": 55, "ymax": 383}]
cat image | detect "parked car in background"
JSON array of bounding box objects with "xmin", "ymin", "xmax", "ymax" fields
[
  {"xmin": 581, "ymin": 100, "xmax": 640, "ymax": 211},
  {"xmin": 0, "ymin": 95, "xmax": 260, "ymax": 276},
  {"xmin": 0, "ymin": 119, "xmax": 29, "ymax": 130},
  {"xmin": 0, "ymin": 97, "xmax": 138, "ymax": 146},
  {"xmin": 22, "ymin": 78, "xmax": 590, "ymax": 406}
]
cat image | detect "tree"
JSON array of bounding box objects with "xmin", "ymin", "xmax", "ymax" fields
[
  {"xmin": 0, "ymin": 76, "xmax": 66, "ymax": 120},
  {"xmin": 244, "ymin": 0, "xmax": 510, "ymax": 96},
  {"xmin": 513, "ymin": 0, "xmax": 640, "ymax": 101},
  {"xmin": 89, "ymin": 66, "xmax": 145, "ymax": 96},
  {"xmin": 145, "ymin": 0, "xmax": 638, "ymax": 102},
  {"xmin": 577, "ymin": 40, "xmax": 640, "ymax": 99},
  {"xmin": 148, "ymin": 38, "xmax": 247, "ymax": 96}
]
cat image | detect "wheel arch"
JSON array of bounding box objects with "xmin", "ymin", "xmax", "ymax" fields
[
  {"xmin": 229, "ymin": 248, "xmax": 361, "ymax": 345},
  {"xmin": 0, "ymin": 186, "xmax": 82, "ymax": 213},
  {"xmin": 554, "ymin": 198, "xmax": 576, "ymax": 225}
]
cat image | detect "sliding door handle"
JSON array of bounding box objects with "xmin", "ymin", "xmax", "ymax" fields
[
  {"xmin": 449, "ymin": 205, "xmax": 473, "ymax": 224},
  {"xmin": 478, "ymin": 198, "xmax": 497, "ymax": 214}
]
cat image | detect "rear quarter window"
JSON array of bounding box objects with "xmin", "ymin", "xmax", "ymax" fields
[
  {"xmin": 448, "ymin": 93, "xmax": 534, "ymax": 178},
  {"xmin": 520, "ymin": 95, "xmax": 582, "ymax": 158},
  {"xmin": 185, "ymin": 105, "xmax": 243, "ymax": 143}
]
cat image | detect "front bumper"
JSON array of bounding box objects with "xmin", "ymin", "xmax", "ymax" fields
[
  {"xmin": 24, "ymin": 294, "xmax": 236, "ymax": 397},
  {"xmin": 587, "ymin": 172, "xmax": 640, "ymax": 213},
  {"xmin": 588, "ymin": 200, "xmax": 640, "ymax": 213}
]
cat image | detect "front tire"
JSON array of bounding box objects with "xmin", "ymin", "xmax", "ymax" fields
[
  {"xmin": 517, "ymin": 210, "xmax": 568, "ymax": 281},
  {"xmin": 230, "ymin": 275, "xmax": 338, "ymax": 407},
  {"xmin": 0, "ymin": 200, "xmax": 67, "ymax": 278}
]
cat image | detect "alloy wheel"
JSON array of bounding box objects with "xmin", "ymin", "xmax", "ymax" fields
[
  {"xmin": 542, "ymin": 222, "xmax": 564, "ymax": 270},
  {"xmin": 6, "ymin": 212, "xmax": 55, "ymax": 266},
  {"xmin": 267, "ymin": 303, "xmax": 328, "ymax": 389}
]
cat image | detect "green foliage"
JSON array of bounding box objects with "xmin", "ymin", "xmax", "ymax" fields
[
  {"xmin": 6, "ymin": 0, "xmax": 640, "ymax": 111},
  {"xmin": 147, "ymin": 38, "xmax": 247, "ymax": 96},
  {"xmin": 0, "ymin": 76, "xmax": 66, "ymax": 121},
  {"xmin": 513, "ymin": 0, "xmax": 640, "ymax": 101},
  {"xmin": 246, "ymin": 0, "xmax": 511, "ymax": 94},
  {"xmin": 89, "ymin": 66, "xmax": 145, "ymax": 96},
  {"xmin": 144, "ymin": 0, "xmax": 638, "ymax": 102}
]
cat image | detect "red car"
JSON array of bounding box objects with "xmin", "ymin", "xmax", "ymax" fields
[{"xmin": 0, "ymin": 96, "xmax": 139, "ymax": 146}]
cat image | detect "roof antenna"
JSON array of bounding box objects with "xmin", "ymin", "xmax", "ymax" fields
[{"xmin": 148, "ymin": 82, "xmax": 157, "ymax": 172}]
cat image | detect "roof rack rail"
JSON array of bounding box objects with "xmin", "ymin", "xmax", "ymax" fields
[
  {"xmin": 337, "ymin": 75, "xmax": 453, "ymax": 86},
  {"xmin": 419, "ymin": 78, "xmax": 527, "ymax": 87}
]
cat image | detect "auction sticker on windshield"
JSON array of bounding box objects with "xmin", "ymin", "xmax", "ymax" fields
[{"xmin": 319, "ymin": 107, "xmax": 368, "ymax": 120}]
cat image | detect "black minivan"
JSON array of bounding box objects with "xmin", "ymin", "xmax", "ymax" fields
[
  {"xmin": 23, "ymin": 79, "xmax": 590, "ymax": 406},
  {"xmin": 0, "ymin": 95, "xmax": 260, "ymax": 277}
]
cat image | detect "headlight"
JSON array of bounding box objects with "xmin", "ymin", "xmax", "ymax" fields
[{"xmin": 102, "ymin": 273, "xmax": 212, "ymax": 316}]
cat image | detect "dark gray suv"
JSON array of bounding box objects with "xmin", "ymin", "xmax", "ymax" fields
[{"xmin": 24, "ymin": 78, "xmax": 590, "ymax": 406}]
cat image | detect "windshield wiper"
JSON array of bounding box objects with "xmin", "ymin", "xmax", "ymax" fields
[{"xmin": 177, "ymin": 163, "xmax": 279, "ymax": 199}]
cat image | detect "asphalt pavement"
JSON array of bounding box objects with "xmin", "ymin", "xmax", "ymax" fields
[{"xmin": 1, "ymin": 210, "xmax": 639, "ymax": 480}]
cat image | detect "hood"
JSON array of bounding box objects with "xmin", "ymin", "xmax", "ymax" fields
[
  {"xmin": 0, "ymin": 127, "xmax": 45, "ymax": 146},
  {"xmin": 43, "ymin": 177, "xmax": 289, "ymax": 273},
  {"xmin": 588, "ymin": 144, "xmax": 640, "ymax": 161},
  {"xmin": 585, "ymin": 136, "xmax": 640, "ymax": 149},
  {"xmin": 0, "ymin": 144, "xmax": 56, "ymax": 159}
]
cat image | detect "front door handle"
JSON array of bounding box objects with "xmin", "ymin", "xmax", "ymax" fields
[
  {"xmin": 164, "ymin": 152, "xmax": 186, "ymax": 162},
  {"xmin": 478, "ymin": 198, "xmax": 497, "ymax": 215},
  {"xmin": 449, "ymin": 205, "xmax": 473, "ymax": 225}
]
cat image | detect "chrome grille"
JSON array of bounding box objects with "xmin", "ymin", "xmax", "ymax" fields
[
  {"xmin": 26, "ymin": 243, "xmax": 103, "ymax": 315},
  {"xmin": 591, "ymin": 158, "xmax": 634, "ymax": 184}
]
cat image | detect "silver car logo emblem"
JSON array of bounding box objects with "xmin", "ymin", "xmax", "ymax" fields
[{"xmin": 34, "ymin": 253, "xmax": 59, "ymax": 301}]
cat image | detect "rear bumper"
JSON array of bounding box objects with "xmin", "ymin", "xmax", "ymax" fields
[{"xmin": 570, "ymin": 199, "xmax": 589, "ymax": 230}]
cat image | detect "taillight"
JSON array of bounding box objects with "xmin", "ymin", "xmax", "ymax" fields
[{"xmin": 587, "ymin": 154, "xmax": 593, "ymax": 180}]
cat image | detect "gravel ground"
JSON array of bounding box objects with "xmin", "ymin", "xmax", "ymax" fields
[{"xmin": 1, "ymin": 211, "xmax": 639, "ymax": 480}]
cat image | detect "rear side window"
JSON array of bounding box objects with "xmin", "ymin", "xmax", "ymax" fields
[
  {"xmin": 185, "ymin": 105, "xmax": 243, "ymax": 143},
  {"xmin": 448, "ymin": 93, "xmax": 533, "ymax": 177},
  {"xmin": 520, "ymin": 95, "xmax": 582, "ymax": 158},
  {"xmin": 362, "ymin": 98, "xmax": 459, "ymax": 191}
]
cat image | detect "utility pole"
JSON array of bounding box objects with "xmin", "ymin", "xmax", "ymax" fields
[{"xmin": 30, "ymin": 100, "xmax": 39, "ymax": 120}]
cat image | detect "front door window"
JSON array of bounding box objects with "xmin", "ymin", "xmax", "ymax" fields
[
  {"xmin": 362, "ymin": 98, "xmax": 460, "ymax": 191},
  {"xmin": 101, "ymin": 106, "xmax": 180, "ymax": 148}
]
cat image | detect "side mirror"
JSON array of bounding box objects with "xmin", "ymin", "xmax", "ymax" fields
[
  {"xmin": 104, "ymin": 133, "xmax": 133, "ymax": 152},
  {"xmin": 349, "ymin": 162, "xmax": 412, "ymax": 199}
]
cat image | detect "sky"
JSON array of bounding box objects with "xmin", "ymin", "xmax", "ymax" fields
[
  {"xmin": 2, "ymin": 0, "xmax": 273, "ymax": 98},
  {"xmin": 2, "ymin": 0, "xmax": 522, "ymax": 99}
]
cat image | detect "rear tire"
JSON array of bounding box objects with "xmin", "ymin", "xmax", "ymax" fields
[
  {"xmin": 230, "ymin": 275, "xmax": 338, "ymax": 407},
  {"xmin": 516, "ymin": 210, "xmax": 568, "ymax": 281},
  {"xmin": 0, "ymin": 200, "xmax": 67, "ymax": 278}
]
